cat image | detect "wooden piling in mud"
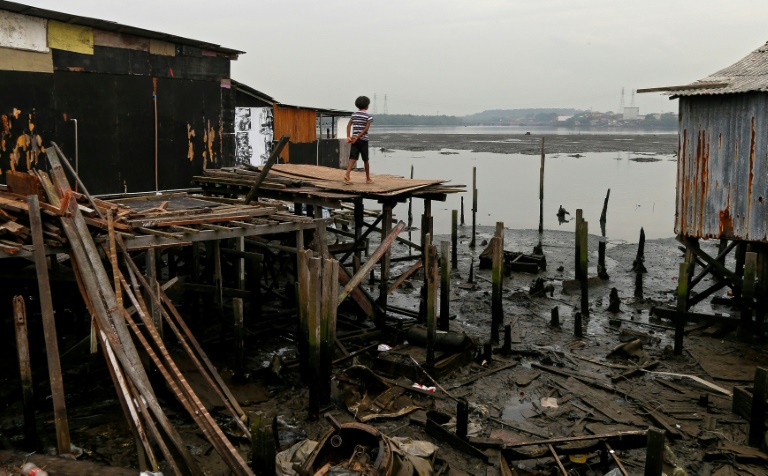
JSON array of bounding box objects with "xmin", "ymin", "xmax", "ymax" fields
[
  {"xmin": 250, "ymin": 412, "xmax": 276, "ymax": 475},
  {"xmin": 457, "ymin": 398, "xmax": 469, "ymax": 440},
  {"xmin": 550, "ymin": 307, "xmax": 560, "ymax": 327},
  {"xmin": 598, "ymin": 189, "xmax": 610, "ymax": 280},
  {"xmin": 13, "ymin": 296, "xmax": 37, "ymax": 447},
  {"xmin": 674, "ymin": 263, "xmax": 688, "ymax": 355},
  {"xmin": 28, "ymin": 195, "xmax": 71, "ymax": 456},
  {"xmin": 491, "ymin": 224, "xmax": 504, "ymax": 344},
  {"xmin": 575, "ymin": 209, "xmax": 583, "ymax": 281},
  {"xmin": 461, "ymin": 196, "xmax": 465, "ymax": 226},
  {"xmin": 440, "ymin": 241, "xmax": 451, "ymax": 331},
  {"xmin": 470, "ymin": 167, "xmax": 477, "ymax": 248},
  {"xmin": 233, "ymin": 298, "xmax": 244, "ymax": 377},
  {"xmin": 748, "ymin": 366, "xmax": 767, "ymax": 447},
  {"xmin": 468, "ymin": 257, "xmax": 475, "ymax": 284},
  {"xmin": 739, "ymin": 252, "xmax": 757, "ymax": 340},
  {"xmin": 503, "ymin": 324, "xmax": 512, "ymax": 354},
  {"xmin": 538, "ymin": 137, "xmax": 545, "ymax": 234},
  {"xmin": 576, "ymin": 213, "xmax": 589, "ymax": 318},
  {"xmin": 378, "ymin": 202, "xmax": 394, "ymax": 322},
  {"xmin": 320, "ymin": 258, "xmax": 339, "ymax": 405},
  {"xmin": 574, "ymin": 311, "xmax": 583, "ymax": 338},
  {"xmin": 645, "ymin": 427, "xmax": 665, "ymax": 476},
  {"xmin": 297, "ymin": 250, "xmax": 311, "ymax": 383},
  {"xmin": 452, "ymin": 210, "xmax": 458, "ymax": 269},
  {"xmin": 425, "ymin": 236, "xmax": 438, "ymax": 373},
  {"xmin": 306, "ymin": 255, "xmax": 322, "ymax": 419}
]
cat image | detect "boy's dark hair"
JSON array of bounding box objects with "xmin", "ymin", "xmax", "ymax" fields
[{"xmin": 355, "ymin": 96, "xmax": 370, "ymax": 110}]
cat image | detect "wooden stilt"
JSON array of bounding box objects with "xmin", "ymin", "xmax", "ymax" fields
[
  {"xmin": 598, "ymin": 189, "xmax": 610, "ymax": 280},
  {"xmin": 503, "ymin": 324, "xmax": 512, "ymax": 353},
  {"xmin": 27, "ymin": 195, "xmax": 71, "ymax": 456},
  {"xmin": 578, "ymin": 218, "xmax": 589, "ymax": 317},
  {"xmin": 674, "ymin": 263, "xmax": 688, "ymax": 355},
  {"xmin": 297, "ymin": 250, "xmax": 311, "ymax": 384},
  {"xmin": 440, "ymin": 241, "xmax": 451, "ymax": 331},
  {"xmin": 378, "ymin": 202, "xmax": 394, "ymax": 324},
  {"xmin": 426, "ymin": 236, "xmax": 437, "ymax": 373},
  {"xmin": 13, "ymin": 296, "xmax": 38, "ymax": 448},
  {"xmin": 146, "ymin": 248, "xmax": 163, "ymax": 338},
  {"xmin": 575, "ymin": 209, "xmax": 583, "ymax": 281},
  {"xmin": 538, "ymin": 137, "xmax": 545, "ymax": 234},
  {"xmin": 574, "ymin": 311, "xmax": 583, "ymax": 338},
  {"xmin": 748, "ymin": 367, "xmax": 767, "ymax": 447},
  {"xmin": 250, "ymin": 412, "xmax": 276, "ymax": 475},
  {"xmin": 644, "ymin": 427, "xmax": 665, "ymax": 476},
  {"xmin": 307, "ymin": 256, "xmax": 322, "ymax": 420},
  {"xmin": 470, "ymin": 167, "xmax": 477, "ymax": 248},
  {"xmin": 460, "ymin": 196, "xmax": 465, "ymax": 226},
  {"xmin": 320, "ymin": 258, "xmax": 339, "ymax": 405},
  {"xmin": 491, "ymin": 228, "xmax": 504, "ymax": 345},
  {"xmin": 237, "ymin": 237, "xmax": 246, "ymax": 291},
  {"xmin": 233, "ymin": 298, "xmax": 244, "ymax": 377},
  {"xmin": 451, "ymin": 210, "xmax": 458, "ymax": 269},
  {"xmin": 457, "ymin": 397, "xmax": 469, "ymax": 440},
  {"xmin": 738, "ymin": 252, "xmax": 757, "ymax": 340},
  {"xmin": 550, "ymin": 307, "xmax": 560, "ymax": 327}
]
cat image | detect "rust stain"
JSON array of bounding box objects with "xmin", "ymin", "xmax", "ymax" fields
[
  {"xmin": 202, "ymin": 119, "xmax": 215, "ymax": 168},
  {"xmin": 720, "ymin": 189, "xmax": 734, "ymax": 236},
  {"xmin": 12, "ymin": 108, "xmax": 21, "ymax": 119},
  {"xmin": 747, "ymin": 116, "xmax": 755, "ymax": 227},
  {"xmin": 678, "ymin": 129, "xmax": 688, "ymax": 235},
  {"xmin": 186, "ymin": 123, "xmax": 196, "ymax": 161}
]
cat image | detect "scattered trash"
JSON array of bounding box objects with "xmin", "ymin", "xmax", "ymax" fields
[
  {"xmin": 540, "ymin": 397, "xmax": 558, "ymax": 409},
  {"xmin": 412, "ymin": 383, "xmax": 436, "ymax": 392},
  {"xmin": 377, "ymin": 344, "xmax": 392, "ymax": 352}
]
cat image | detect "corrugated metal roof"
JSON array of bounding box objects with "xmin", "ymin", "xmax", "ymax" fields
[
  {"xmin": 0, "ymin": 0, "xmax": 244, "ymax": 56},
  {"xmin": 639, "ymin": 41, "xmax": 768, "ymax": 96}
]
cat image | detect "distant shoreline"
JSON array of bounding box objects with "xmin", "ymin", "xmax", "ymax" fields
[{"xmin": 371, "ymin": 131, "xmax": 678, "ymax": 155}]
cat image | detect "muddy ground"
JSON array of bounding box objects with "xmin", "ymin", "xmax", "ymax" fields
[
  {"xmin": 2, "ymin": 134, "xmax": 766, "ymax": 475},
  {"xmin": 371, "ymin": 132, "xmax": 678, "ymax": 155}
]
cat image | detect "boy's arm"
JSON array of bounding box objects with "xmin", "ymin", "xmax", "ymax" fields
[
  {"xmin": 357, "ymin": 120, "xmax": 371, "ymax": 138},
  {"xmin": 346, "ymin": 120, "xmax": 354, "ymax": 143}
]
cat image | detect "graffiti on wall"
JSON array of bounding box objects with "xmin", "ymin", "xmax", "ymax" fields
[{"xmin": 0, "ymin": 107, "xmax": 46, "ymax": 175}]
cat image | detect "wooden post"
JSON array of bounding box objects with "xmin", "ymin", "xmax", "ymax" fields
[
  {"xmin": 503, "ymin": 324, "xmax": 512, "ymax": 353},
  {"xmin": 645, "ymin": 427, "xmax": 665, "ymax": 476},
  {"xmin": 598, "ymin": 189, "xmax": 610, "ymax": 280},
  {"xmin": 233, "ymin": 298, "xmax": 244, "ymax": 377},
  {"xmin": 408, "ymin": 165, "xmax": 414, "ymax": 228},
  {"xmin": 633, "ymin": 228, "xmax": 647, "ymax": 273},
  {"xmin": 468, "ymin": 257, "xmax": 475, "ymax": 284},
  {"xmin": 579, "ymin": 219, "xmax": 589, "ymax": 317},
  {"xmin": 378, "ymin": 202, "xmax": 394, "ymax": 324},
  {"xmin": 307, "ymin": 256, "xmax": 322, "ymax": 420},
  {"xmin": 13, "ymin": 296, "xmax": 38, "ymax": 447},
  {"xmin": 457, "ymin": 398, "xmax": 469, "ymax": 440},
  {"xmin": 451, "ymin": 210, "xmax": 458, "ymax": 269},
  {"xmin": 146, "ymin": 248, "xmax": 162, "ymax": 338},
  {"xmin": 440, "ymin": 241, "xmax": 450, "ymax": 331},
  {"xmin": 27, "ymin": 195, "xmax": 71, "ymax": 456},
  {"xmin": 738, "ymin": 252, "xmax": 757, "ymax": 340},
  {"xmin": 460, "ymin": 196, "xmax": 465, "ymax": 226},
  {"xmin": 297, "ymin": 250, "xmax": 311, "ymax": 383},
  {"xmin": 748, "ymin": 367, "xmax": 767, "ymax": 447},
  {"xmin": 575, "ymin": 209, "xmax": 583, "ymax": 280},
  {"xmin": 550, "ymin": 307, "xmax": 560, "ymax": 327},
  {"xmin": 574, "ymin": 311, "xmax": 583, "ymax": 338},
  {"xmin": 320, "ymin": 258, "xmax": 339, "ymax": 406},
  {"xmin": 237, "ymin": 236, "xmax": 246, "ymax": 291},
  {"xmin": 674, "ymin": 262, "xmax": 688, "ymax": 355},
  {"xmin": 491, "ymin": 230, "xmax": 504, "ymax": 345},
  {"xmin": 353, "ymin": 199, "xmax": 363, "ymax": 271},
  {"xmin": 244, "ymin": 135, "xmax": 289, "ymax": 204},
  {"xmin": 250, "ymin": 412, "xmax": 276, "ymax": 475},
  {"xmin": 213, "ymin": 240, "xmax": 223, "ymax": 341},
  {"xmin": 470, "ymin": 166, "xmax": 477, "ymax": 248},
  {"xmin": 426, "ymin": 238, "xmax": 437, "ymax": 373},
  {"xmin": 538, "ymin": 137, "xmax": 545, "ymax": 234}
]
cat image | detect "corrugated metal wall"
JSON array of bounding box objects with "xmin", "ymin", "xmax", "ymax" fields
[
  {"xmin": 677, "ymin": 93, "xmax": 768, "ymax": 241},
  {"xmin": 273, "ymin": 106, "xmax": 317, "ymax": 162}
]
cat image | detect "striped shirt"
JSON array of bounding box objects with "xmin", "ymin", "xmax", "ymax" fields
[{"xmin": 350, "ymin": 110, "xmax": 373, "ymax": 141}]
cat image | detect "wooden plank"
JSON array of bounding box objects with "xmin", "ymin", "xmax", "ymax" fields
[
  {"xmin": 244, "ymin": 135, "xmax": 290, "ymax": 204},
  {"xmin": 93, "ymin": 30, "xmax": 149, "ymax": 51},
  {"xmin": 0, "ymin": 46, "xmax": 53, "ymax": 72},
  {"xmin": 27, "ymin": 195, "xmax": 71, "ymax": 455},
  {"xmin": 48, "ymin": 21, "xmax": 94, "ymax": 55}
]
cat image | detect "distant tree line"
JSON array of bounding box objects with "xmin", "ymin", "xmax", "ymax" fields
[{"xmin": 375, "ymin": 114, "xmax": 463, "ymax": 126}]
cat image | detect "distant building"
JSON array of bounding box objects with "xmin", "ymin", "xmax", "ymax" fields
[
  {"xmin": 557, "ymin": 115, "xmax": 573, "ymax": 122},
  {"xmin": 622, "ymin": 107, "xmax": 640, "ymax": 120}
]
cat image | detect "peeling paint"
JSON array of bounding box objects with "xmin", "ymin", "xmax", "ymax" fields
[{"xmin": 186, "ymin": 122, "xmax": 195, "ymax": 161}]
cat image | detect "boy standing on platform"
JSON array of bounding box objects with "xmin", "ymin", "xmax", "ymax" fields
[{"xmin": 343, "ymin": 96, "xmax": 374, "ymax": 185}]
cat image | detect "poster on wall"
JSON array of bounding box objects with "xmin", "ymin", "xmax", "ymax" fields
[{"xmin": 235, "ymin": 107, "xmax": 274, "ymax": 166}]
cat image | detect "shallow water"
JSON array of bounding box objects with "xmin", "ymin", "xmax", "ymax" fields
[{"xmin": 368, "ymin": 148, "xmax": 677, "ymax": 243}]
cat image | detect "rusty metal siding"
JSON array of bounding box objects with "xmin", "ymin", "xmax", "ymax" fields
[
  {"xmin": 273, "ymin": 106, "xmax": 317, "ymax": 162},
  {"xmin": 677, "ymin": 92, "xmax": 768, "ymax": 241}
]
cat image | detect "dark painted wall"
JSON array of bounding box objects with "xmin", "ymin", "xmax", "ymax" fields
[{"xmin": 0, "ymin": 70, "xmax": 234, "ymax": 194}]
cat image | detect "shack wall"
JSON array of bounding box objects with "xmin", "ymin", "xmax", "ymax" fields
[
  {"xmin": 0, "ymin": 8, "xmax": 235, "ymax": 194},
  {"xmin": 273, "ymin": 106, "xmax": 317, "ymax": 162},
  {"xmin": 677, "ymin": 93, "xmax": 768, "ymax": 241}
]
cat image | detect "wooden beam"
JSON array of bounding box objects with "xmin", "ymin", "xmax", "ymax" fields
[
  {"xmin": 244, "ymin": 135, "xmax": 290, "ymax": 204},
  {"xmin": 27, "ymin": 195, "xmax": 71, "ymax": 456}
]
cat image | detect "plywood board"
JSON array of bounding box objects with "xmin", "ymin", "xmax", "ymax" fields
[
  {"xmin": 149, "ymin": 39, "xmax": 176, "ymax": 56},
  {"xmin": 269, "ymin": 164, "xmax": 444, "ymax": 195},
  {"xmin": 93, "ymin": 30, "xmax": 149, "ymax": 51},
  {"xmin": 0, "ymin": 11, "xmax": 48, "ymax": 53},
  {"xmin": 0, "ymin": 46, "xmax": 53, "ymax": 73},
  {"xmin": 48, "ymin": 21, "xmax": 93, "ymax": 55}
]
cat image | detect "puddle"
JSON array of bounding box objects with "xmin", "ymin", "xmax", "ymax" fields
[{"xmin": 502, "ymin": 395, "xmax": 534, "ymax": 422}]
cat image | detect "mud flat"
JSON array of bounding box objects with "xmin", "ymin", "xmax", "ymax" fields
[{"xmin": 372, "ymin": 132, "xmax": 678, "ymax": 155}]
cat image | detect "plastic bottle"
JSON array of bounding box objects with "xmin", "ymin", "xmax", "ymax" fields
[{"xmin": 20, "ymin": 462, "xmax": 49, "ymax": 476}]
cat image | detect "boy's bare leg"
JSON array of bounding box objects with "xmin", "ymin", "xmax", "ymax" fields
[
  {"xmin": 344, "ymin": 159, "xmax": 356, "ymax": 182},
  {"xmin": 364, "ymin": 161, "xmax": 372, "ymax": 182}
]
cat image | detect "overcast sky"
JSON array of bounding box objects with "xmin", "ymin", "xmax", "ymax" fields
[{"xmin": 25, "ymin": 0, "xmax": 768, "ymax": 116}]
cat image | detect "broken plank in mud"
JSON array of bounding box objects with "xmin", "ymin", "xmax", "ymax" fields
[
  {"xmin": 559, "ymin": 377, "xmax": 645, "ymax": 426},
  {"xmin": 447, "ymin": 360, "xmax": 518, "ymax": 389}
]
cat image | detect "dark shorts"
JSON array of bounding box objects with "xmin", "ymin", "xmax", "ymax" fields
[{"xmin": 350, "ymin": 140, "xmax": 369, "ymax": 162}]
